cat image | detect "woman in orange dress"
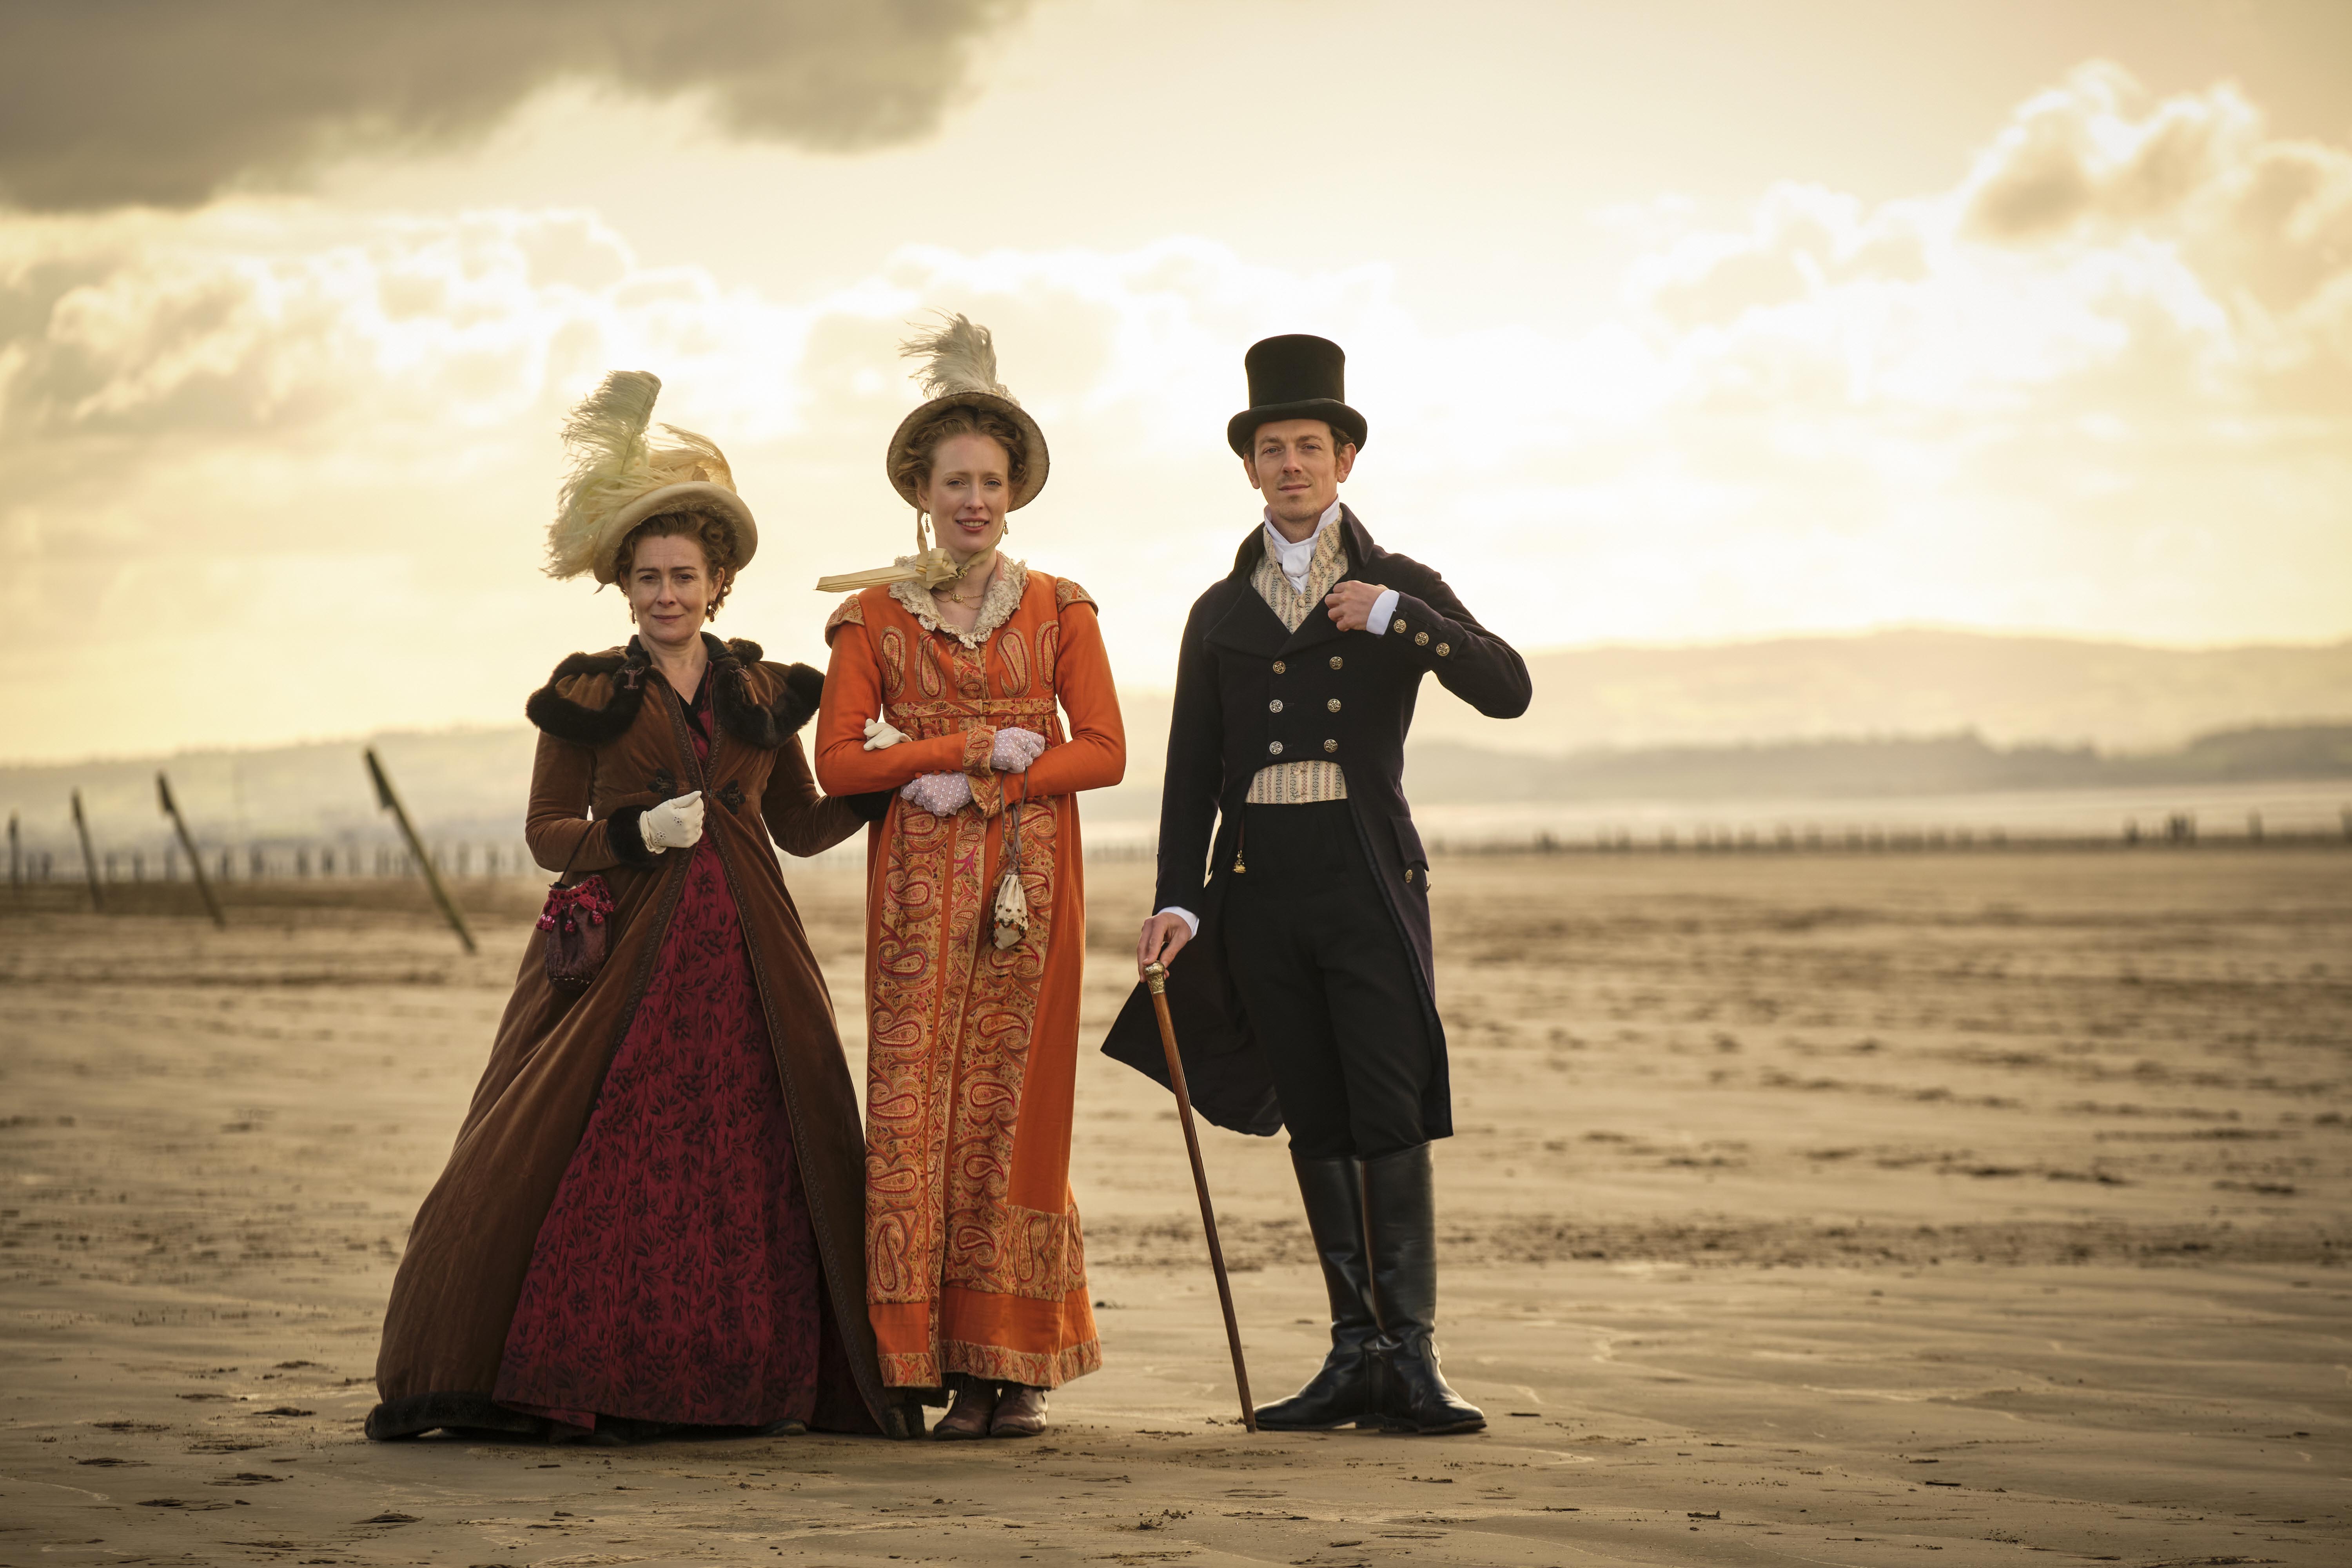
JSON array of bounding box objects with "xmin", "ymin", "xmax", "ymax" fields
[{"xmin": 813, "ymin": 317, "xmax": 1125, "ymax": 1439}]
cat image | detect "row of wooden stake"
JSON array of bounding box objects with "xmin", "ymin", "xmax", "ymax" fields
[{"xmin": 9, "ymin": 748, "xmax": 474, "ymax": 953}]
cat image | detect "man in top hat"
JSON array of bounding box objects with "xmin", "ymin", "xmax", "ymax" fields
[{"xmin": 1103, "ymin": 335, "xmax": 1531, "ymax": 1434}]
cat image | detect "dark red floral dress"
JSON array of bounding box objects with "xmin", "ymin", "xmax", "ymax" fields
[{"xmin": 494, "ymin": 679, "xmax": 821, "ymax": 1434}]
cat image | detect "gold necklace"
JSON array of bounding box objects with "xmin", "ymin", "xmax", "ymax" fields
[{"xmin": 931, "ymin": 559, "xmax": 995, "ymax": 604}]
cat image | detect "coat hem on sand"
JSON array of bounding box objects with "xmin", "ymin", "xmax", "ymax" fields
[{"xmin": 364, "ymin": 1388, "xmax": 882, "ymax": 1442}]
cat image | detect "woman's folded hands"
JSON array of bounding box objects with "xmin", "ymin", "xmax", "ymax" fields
[{"xmin": 900, "ymin": 728, "xmax": 1045, "ymax": 816}]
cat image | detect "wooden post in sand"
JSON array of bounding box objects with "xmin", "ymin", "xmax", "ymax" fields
[
  {"xmin": 70, "ymin": 789, "xmax": 104, "ymax": 912},
  {"xmin": 156, "ymin": 772, "xmax": 228, "ymax": 929},
  {"xmin": 364, "ymin": 748, "xmax": 475, "ymax": 954}
]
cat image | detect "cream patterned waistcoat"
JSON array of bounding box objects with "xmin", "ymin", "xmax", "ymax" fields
[{"xmin": 1246, "ymin": 521, "xmax": 1349, "ymax": 804}]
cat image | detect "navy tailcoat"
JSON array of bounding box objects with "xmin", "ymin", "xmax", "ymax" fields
[{"xmin": 1101, "ymin": 508, "xmax": 1532, "ymax": 1134}]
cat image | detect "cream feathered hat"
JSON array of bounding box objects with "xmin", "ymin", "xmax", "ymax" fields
[
  {"xmin": 814, "ymin": 314, "xmax": 1049, "ymax": 594},
  {"xmin": 544, "ymin": 370, "xmax": 757, "ymax": 586}
]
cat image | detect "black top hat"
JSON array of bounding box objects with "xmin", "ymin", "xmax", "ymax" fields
[{"xmin": 1227, "ymin": 334, "xmax": 1368, "ymax": 456}]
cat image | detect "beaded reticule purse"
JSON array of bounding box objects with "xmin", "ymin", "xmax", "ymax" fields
[{"xmin": 539, "ymin": 828, "xmax": 617, "ymax": 993}]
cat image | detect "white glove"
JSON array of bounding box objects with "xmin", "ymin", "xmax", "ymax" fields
[
  {"xmin": 991, "ymin": 727, "xmax": 1046, "ymax": 772},
  {"xmin": 863, "ymin": 716, "xmax": 909, "ymax": 751},
  {"xmin": 638, "ymin": 791, "xmax": 704, "ymax": 853},
  {"xmin": 900, "ymin": 771, "xmax": 973, "ymax": 815}
]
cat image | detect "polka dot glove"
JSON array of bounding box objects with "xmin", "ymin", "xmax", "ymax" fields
[
  {"xmin": 990, "ymin": 727, "xmax": 1047, "ymax": 772},
  {"xmin": 899, "ymin": 771, "xmax": 973, "ymax": 816}
]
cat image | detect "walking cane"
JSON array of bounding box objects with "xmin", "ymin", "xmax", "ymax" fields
[{"xmin": 1142, "ymin": 961, "xmax": 1258, "ymax": 1433}]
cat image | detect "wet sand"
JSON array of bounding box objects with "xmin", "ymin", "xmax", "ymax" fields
[{"xmin": 2, "ymin": 847, "xmax": 2347, "ymax": 1565}]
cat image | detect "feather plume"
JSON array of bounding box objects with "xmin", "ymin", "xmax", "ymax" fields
[
  {"xmin": 900, "ymin": 312, "xmax": 1018, "ymax": 405},
  {"xmin": 547, "ymin": 370, "xmax": 663, "ymax": 579},
  {"xmin": 645, "ymin": 423, "xmax": 732, "ymax": 491}
]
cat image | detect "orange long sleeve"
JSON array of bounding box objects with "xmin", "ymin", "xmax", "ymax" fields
[
  {"xmin": 814, "ymin": 620, "xmax": 971, "ymax": 795},
  {"xmin": 1025, "ymin": 599, "xmax": 1125, "ymax": 797}
]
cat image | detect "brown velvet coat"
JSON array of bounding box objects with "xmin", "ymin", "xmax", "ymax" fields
[{"xmin": 368, "ymin": 634, "xmax": 899, "ymax": 1439}]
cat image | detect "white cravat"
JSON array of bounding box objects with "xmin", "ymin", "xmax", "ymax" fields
[
  {"xmin": 1263, "ymin": 500, "xmax": 1343, "ymax": 591},
  {"xmin": 1261, "ymin": 500, "xmax": 1398, "ymax": 632}
]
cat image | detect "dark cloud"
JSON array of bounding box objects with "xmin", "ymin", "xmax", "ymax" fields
[
  {"xmin": 1960, "ymin": 64, "xmax": 2245, "ymax": 245},
  {"xmin": 0, "ymin": 0, "xmax": 1031, "ymax": 210}
]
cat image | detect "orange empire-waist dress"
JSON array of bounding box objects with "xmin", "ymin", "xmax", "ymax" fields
[{"xmin": 814, "ymin": 563, "xmax": 1125, "ymax": 1390}]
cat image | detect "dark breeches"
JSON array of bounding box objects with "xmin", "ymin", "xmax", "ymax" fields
[{"xmin": 1220, "ymin": 801, "xmax": 1435, "ymax": 1160}]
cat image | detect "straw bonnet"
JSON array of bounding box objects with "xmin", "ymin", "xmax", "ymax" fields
[
  {"xmin": 817, "ymin": 315, "xmax": 1049, "ymax": 593},
  {"xmin": 886, "ymin": 314, "xmax": 1049, "ymax": 510},
  {"xmin": 544, "ymin": 370, "xmax": 757, "ymax": 586}
]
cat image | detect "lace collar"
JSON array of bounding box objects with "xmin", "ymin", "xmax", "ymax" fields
[{"xmin": 889, "ymin": 555, "xmax": 1030, "ymax": 649}]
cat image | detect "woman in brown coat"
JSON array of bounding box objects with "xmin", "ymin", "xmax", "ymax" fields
[{"xmin": 368, "ymin": 373, "xmax": 904, "ymax": 1443}]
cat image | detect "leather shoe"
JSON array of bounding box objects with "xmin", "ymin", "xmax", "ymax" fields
[
  {"xmin": 1363, "ymin": 1142, "xmax": 1485, "ymax": 1435},
  {"xmin": 1372, "ymin": 1332, "xmax": 1485, "ymax": 1436},
  {"xmin": 989, "ymin": 1385, "xmax": 1049, "ymax": 1438},
  {"xmin": 1255, "ymin": 1153, "xmax": 1382, "ymax": 1431},
  {"xmin": 931, "ymin": 1382, "xmax": 998, "ymax": 1440}
]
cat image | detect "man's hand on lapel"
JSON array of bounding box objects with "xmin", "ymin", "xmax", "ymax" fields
[{"xmin": 1323, "ymin": 579, "xmax": 1389, "ymax": 632}]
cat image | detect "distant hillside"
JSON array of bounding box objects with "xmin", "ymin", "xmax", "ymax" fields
[
  {"xmin": 0, "ymin": 727, "xmax": 541, "ymax": 854},
  {"xmin": 1095, "ymin": 629, "xmax": 2352, "ymax": 815},
  {"xmin": 1400, "ymin": 724, "xmax": 2352, "ymax": 805},
  {"xmin": 1403, "ymin": 629, "xmax": 2352, "ymax": 756},
  {"xmin": 8, "ymin": 719, "xmax": 2349, "ymax": 857},
  {"xmin": 10, "ymin": 630, "xmax": 2350, "ymax": 852}
]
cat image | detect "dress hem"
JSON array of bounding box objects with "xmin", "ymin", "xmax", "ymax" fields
[{"xmin": 881, "ymin": 1338, "xmax": 1101, "ymax": 1391}]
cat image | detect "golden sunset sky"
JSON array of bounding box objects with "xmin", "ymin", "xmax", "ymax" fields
[{"xmin": 2, "ymin": 0, "xmax": 2348, "ymax": 763}]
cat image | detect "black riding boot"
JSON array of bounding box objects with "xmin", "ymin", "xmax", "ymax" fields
[
  {"xmin": 1253, "ymin": 1154, "xmax": 1381, "ymax": 1430},
  {"xmin": 1364, "ymin": 1142, "xmax": 1485, "ymax": 1434}
]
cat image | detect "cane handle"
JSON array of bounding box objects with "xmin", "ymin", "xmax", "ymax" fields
[{"xmin": 1143, "ymin": 960, "xmax": 1167, "ymax": 995}]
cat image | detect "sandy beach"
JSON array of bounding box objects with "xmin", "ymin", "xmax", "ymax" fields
[{"xmin": 3, "ymin": 846, "xmax": 2346, "ymax": 1566}]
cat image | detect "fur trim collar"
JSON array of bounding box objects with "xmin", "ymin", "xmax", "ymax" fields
[
  {"xmin": 889, "ymin": 556, "xmax": 1029, "ymax": 648},
  {"xmin": 708, "ymin": 638, "xmax": 826, "ymax": 750},
  {"xmin": 524, "ymin": 642, "xmax": 651, "ymax": 746},
  {"xmin": 526, "ymin": 634, "xmax": 823, "ymax": 750}
]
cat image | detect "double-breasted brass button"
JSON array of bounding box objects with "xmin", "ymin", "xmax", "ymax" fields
[
  {"xmin": 1414, "ymin": 631, "xmax": 1430, "ymax": 647},
  {"xmin": 1405, "ymin": 867, "xmax": 1416, "ymax": 884},
  {"xmin": 1326, "ymin": 697, "xmax": 1341, "ymax": 713},
  {"xmin": 1392, "ymin": 618, "xmax": 1407, "ymax": 634},
  {"xmin": 1329, "ymin": 655, "xmax": 1343, "ymax": 670},
  {"xmin": 1323, "ymin": 738, "xmax": 1338, "ymax": 753},
  {"xmin": 1436, "ymin": 642, "xmax": 1451, "ymax": 657},
  {"xmin": 1269, "ymin": 699, "xmax": 1284, "ymax": 713},
  {"xmin": 1272, "ymin": 659, "xmax": 1287, "ymax": 674},
  {"xmin": 1269, "ymin": 740, "xmax": 1284, "ymax": 755}
]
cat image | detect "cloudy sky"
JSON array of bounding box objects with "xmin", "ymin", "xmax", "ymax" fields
[{"xmin": 3, "ymin": 0, "xmax": 2348, "ymax": 763}]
